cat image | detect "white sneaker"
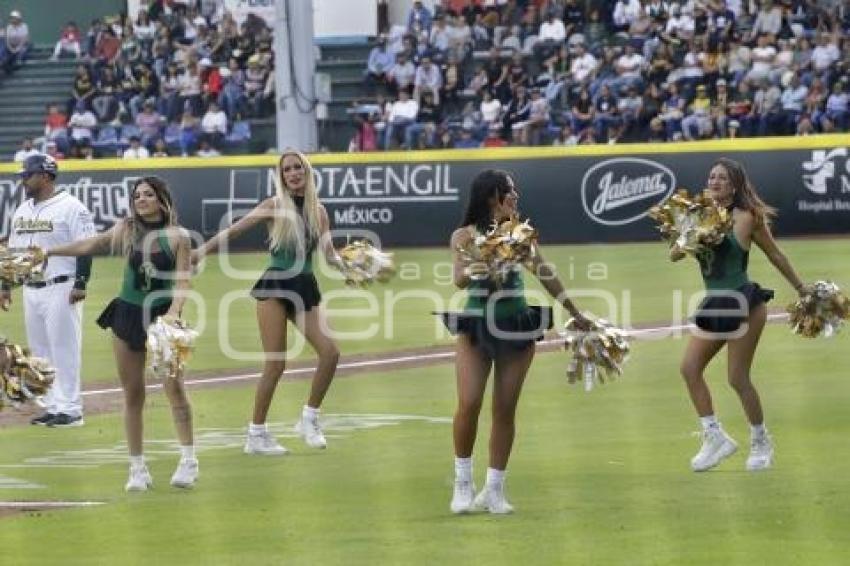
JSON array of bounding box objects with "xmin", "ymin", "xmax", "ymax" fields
[
  {"xmin": 243, "ymin": 431, "xmax": 289, "ymax": 456},
  {"xmin": 125, "ymin": 464, "xmax": 153, "ymax": 492},
  {"xmin": 170, "ymin": 458, "xmax": 199, "ymax": 488},
  {"xmin": 691, "ymin": 427, "xmax": 738, "ymax": 472},
  {"xmin": 295, "ymin": 414, "xmax": 327, "ymax": 449},
  {"xmin": 472, "ymin": 486, "xmax": 514, "ymax": 514},
  {"xmin": 450, "ymin": 480, "xmax": 475, "ymax": 514},
  {"xmin": 746, "ymin": 434, "xmax": 774, "ymax": 471}
]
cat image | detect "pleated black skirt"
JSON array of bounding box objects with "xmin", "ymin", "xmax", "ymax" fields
[
  {"xmin": 250, "ymin": 269, "xmax": 322, "ymax": 315},
  {"xmin": 438, "ymin": 305, "xmax": 553, "ymax": 359},
  {"xmin": 97, "ymin": 298, "xmax": 171, "ymax": 352},
  {"xmin": 693, "ymin": 282, "xmax": 774, "ymax": 334}
]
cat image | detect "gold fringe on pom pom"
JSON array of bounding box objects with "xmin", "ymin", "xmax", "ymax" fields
[
  {"xmin": 0, "ymin": 336, "xmax": 55, "ymax": 410},
  {"xmin": 648, "ymin": 189, "xmax": 732, "ymax": 257},
  {"xmin": 787, "ymin": 280, "xmax": 850, "ymax": 338},
  {"xmin": 0, "ymin": 245, "xmax": 46, "ymax": 288},
  {"xmin": 146, "ymin": 316, "xmax": 199, "ymax": 380},
  {"xmin": 457, "ymin": 215, "xmax": 539, "ymax": 285},
  {"xmin": 562, "ymin": 317, "xmax": 631, "ymax": 392},
  {"xmin": 336, "ymin": 240, "xmax": 396, "ymax": 287}
]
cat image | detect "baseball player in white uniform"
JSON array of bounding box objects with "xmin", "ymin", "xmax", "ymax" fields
[{"xmin": 0, "ymin": 154, "xmax": 95, "ymax": 427}]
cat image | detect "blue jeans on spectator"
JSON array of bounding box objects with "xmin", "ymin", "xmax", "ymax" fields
[
  {"xmin": 4, "ymin": 43, "xmax": 29, "ymax": 71},
  {"xmin": 824, "ymin": 109, "xmax": 849, "ymax": 131},
  {"xmin": 404, "ymin": 122, "xmax": 436, "ymax": 149},
  {"xmin": 180, "ymin": 128, "xmax": 198, "ymax": 156},
  {"xmin": 158, "ymin": 93, "xmax": 181, "ymax": 122},
  {"xmin": 593, "ymin": 114, "xmax": 620, "ymax": 140},
  {"xmin": 219, "ymin": 85, "xmax": 246, "ymax": 120},
  {"xmin": 758, "ymin": 109, "xmax": 784, "ymax": 136},
  {"xmin": 384, "ymin": 118, "xmax": 413, "ymax": 149}
]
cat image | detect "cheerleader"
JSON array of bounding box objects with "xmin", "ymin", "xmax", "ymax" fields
[
  {"xmin": 674, "ymin": 158, "xmax": 807, "ymax": 472},
  {"xmin": 444, "ymin": 169, "xmax": 589, "ymax": 514},
  {"xmin": 195, "ymin": 150, "xmax": 341, "ymax": 455},
  {"xmin": 47, "ymin": 176, "xmax": 197, "ymax": 491}
]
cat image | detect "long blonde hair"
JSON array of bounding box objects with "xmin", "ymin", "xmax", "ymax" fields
[
  {"xmin": 268, "ymin": 150, "xmax": 321, "ymax": 253},
  {"xmin": 112, "ymin": 176, "xmax": 178, "ymax": 255}
]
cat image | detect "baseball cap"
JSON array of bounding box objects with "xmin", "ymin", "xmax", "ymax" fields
[
  {"xmin": 10, "ymin": 10, "xmax": 21, "ymax": 18},
  {"xmin": 18, "ymin": 154, "xmax": 58, "ymax": 178}
]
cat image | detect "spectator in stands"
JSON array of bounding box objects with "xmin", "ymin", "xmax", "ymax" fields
[
  {"xmin": 747, "ymin": 33, "xmax": 776, "ymax": 84},
  {"xmin": 617, "ymin": 85, "xmax": 643, "ymax": 139},
  {"xmin": 647, "ymin": 117, "xmax": 667, "ymax": 142},
  {"xmin": 613, "ymin": 0, "xmax": 642, "ymax": 33},
  {"xmin": 453, "ymin": 127, "xmax": 480, "ymax": 148},
  {"xmin": 727, "ymin": 35, "xmax": 751, "ymax": 86},
  {"xmin": 13, "ymin": 138, "xmax": 39, "ymax": 162},
  {"xmin": 123, "ymin": 135, "xmax": 151, "ymax": 159},
  {"xmin": 384, "ymin": 89, "xmax": 419, "ymax": 149},
  {"xmin": 536, "ymin": 9, "xmax": 567, "ymax": 60},
  {"xmin": 133, "ymin": 10, "xmax": 156, "ymax": 54},
  {"xmin": 682, "ymin": 84, "xmax": 713, "ymax": 139},
  {"xmin": 68, "ymin": 101, "xmax": 98, "ymax": 148},
  {"xmin": 520, "ymin": 87, "xmax": 550, "ymax": 145},
  {"xmin": 45, "ymin": 140, "xmax": 65, "ymax": 160},
  {"xmin": 218, "ymin": 66, "xmax": 245, "ymax": 121},
  {"xmin": 68, "ymin": 64, "xmax": 95, "ymax": 116},
  {"xmin": 94, "ymin": 27, "xmax": 121, "ymax": 70},
  {"xmin": 200, "ymin": 58, "xmax": 223, "ymax": 106},
  {"xmin": 563, "ymin": 0, "xmax": 586, "ymax": 39},
  {"xmin": 502, "ymin": 84, "xmax": 531, "ymax": 140},
  {"xmin": 822, "ymin": 81, "xmax": 849, "ymax": 131},
  {"xmin": 201, "ymin": 100, "xmax": 228, "ymax": 149},
  {"xmin": 711, "ymin": 78, "xmax": 730, "ymax": 137},
  {"xmin": 152, "ymin": 138, "xmax": 170, "ymax": 157},
  {"xmin": 482, "ymin": 123, "xmax": 510, "ymax": 147},
  {"xmin": 466, "ymin": 64, "xmax": 490, "ymax": 97},
  {"xmin": 92, "ymin": 66, "xmax": 122, "ymax": 124},
  {"xmin": 430, "ymin": 15, "xmax": 452, "ymax": 61},
  {"xmin": 159, "ymin": 63, "xmax": 182, "ymax": 122},
  {"xmin": 593, "ymin": 84, "xmax": 620, "ymax": 141},
  {"xmin": 570, "ymin": 86, "xmax": 595, "ymax": 134},
  {"xmin": 778, "ymin": 73, "xmax": 808, "ymax": 134},
  {"xmin": 442, "ymin": 54, "xmax": 463, "ymax": 107},
  {"xmin": 366, "ymin": 35, "xmax": 395, "ymax": 94},
  {"xmin": 179, "ymin": 108, "xmax": 200, "ymax": 157},
  {"xmin": 388, "ymin": 51, "xmax": 416, "ymax": 95},
  {"xmin": 613, "ymin": 43, "xmax": 646, "ymax": 93},
  {"xmin": 754, "ymin": 77, "xmax": 782, "ymax": 135},
  {"xmin": 571, "ymin": 43, "xmax": 598, "ymax": 89},
  {"xmin": 480, "ymin": 88, "xmax": 503, "ymax": 128},
  {"xmin": 414, "ymin": 55, "xmax": 443, "ymax": 105},
  {"xmin": 661, "ymin": 4, "xmax": 694, "ymax": 44},
  {"xmin": 748, "ymin": 0, "xmax": 783, "ymax": 41},
  {"xmin": 447, "ymin": 14, "xmax": 472, "ymax": 61},
  {"xmin": 196, "ymin": 139, "xmax": 222, "ymax": 158},
  {"xmin": 179, "ymin": 60, "xmax": 204, "ymax": 117},
  {"xmin": 4, "ymin": 10, "xmax": 29, "ymax": 72},
  {"xmin": 726, "ymin": 78, "xmax": 755, "ymax": 134},
  {"xmin": 811, "ymin": 32, "xmax": 840, "ymax": 84},
  {"xmin": 127, "ymin": 63, "xmax": 160, "ymax": 119},
  {"xmin": 44, "ymin": 104, "xmax": 69, "ymax": 150},
  {"xmin": 404, "ymin": 90, "xmax": 442, "ymax": 149},
  {"xmin": 660, "ymin": 81, "xmax": 686, "ymax": 139},
  {"xmin": 408, "ymin": 1, "xmax": 434, "ymax": 35},
  {"xmin": 244, "ymin": 55, "xmax": 268, "ymax": 116},
  {"xmin": 52, "ymin": 21, "xmax": 82, "ymax": 60},
  {"xmin": 135, "ymin": 100, "xmax": 164, "ymax": 148}
]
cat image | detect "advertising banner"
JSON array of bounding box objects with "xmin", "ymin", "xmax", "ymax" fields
[{"xmin": 2, "ymin": 140, "xmax": 850, "ymax": 249}]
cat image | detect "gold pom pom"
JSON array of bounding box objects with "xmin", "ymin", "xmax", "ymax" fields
[
  {"xmin": 336, "ymin": 240, "xmax": 396, "ymax": 288},
  {"xmin": 0, "ymin": 337, "xmax": 55, "ymax": 410},
  {"xmin": 457, "ymin": 215, "xmax": 539, "ymax": 285},
  {"xmin": 146, "ymin": 316, "xmax": 200, "ymax": 380},
  {"xmin": 787, "ymin": 281, "xmax": 850, "ymax": 338},
  {"xmin": 648, "ymin": 189, "xmax": 732, "ymax": 257},
  {"xmin": 0, "ymin": 245, "xmax": 46, "ymax": 288},
  {"xmin": 562, "ymin": 316, "xmax": 631, "ymax": 391}
]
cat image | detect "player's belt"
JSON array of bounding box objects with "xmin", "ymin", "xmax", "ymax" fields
[{"xmin": 24, "ymin": 274, "xmax": 72, "ymax": 289}]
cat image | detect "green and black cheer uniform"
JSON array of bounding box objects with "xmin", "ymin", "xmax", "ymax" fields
[
  {"xmin": 250, "ymin": 196, "xmax": 322, "ymax": 314},
  {"xmin": 693, "ymin": 228, "xmax": 773, "ymax": 333},
  {"xmin": 97, "ymin": 227, "xmax": 175, "ymax": 351},
  {"xmin": 440, "ymin": 232, "xmax": 552, "ymax": 358}
]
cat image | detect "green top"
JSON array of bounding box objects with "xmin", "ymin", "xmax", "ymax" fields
[
  {"xmin": 118, "ymin": 230, "xmax": 175, "ymax": 307},
  {"xmin": 464, "ymin": 268, "xmax": 529, "ymax": 319},
  {"xmin": 268, "ymin": 244, "xmax": 314, "ymax": 273},
  {"xmin": 698, "ymin": 231, "xmax": 750, "ymax": 291}
]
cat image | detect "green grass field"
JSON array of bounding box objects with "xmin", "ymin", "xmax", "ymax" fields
[{"xmin": 1, "ymin": 239, "xmax": 849, "ymax": 565}]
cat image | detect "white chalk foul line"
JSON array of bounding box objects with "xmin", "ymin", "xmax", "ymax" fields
[
  {"xmin": 81, "ymin": 313, "xmax": 791, "ymax": 398},
  {"xmin": 0, "ymin": 501, "xmax": 105, "ymax": 508}
]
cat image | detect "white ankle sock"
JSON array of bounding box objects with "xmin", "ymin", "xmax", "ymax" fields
[
  {"xmin": 129, "ymin": 455, "xmax": 145, "ymax": 468},
  {"xmin": 485, "ymin": 467, "xmax": 505, "ymax": 490},
  {"xmin": 180, "ymin": 445, "xmax": 195, "ymax": 460},
  {"xmin": 750, "ymin": 423, "xmax": 766, "ymax": 438},
  {"xmin": 454, "ymin": 457, "xmax": 472, "ymax": 482},
  {"xmin": 249, "ymin": 422, "xmax": 267, "ymax": 435},
  {"xmin": 699, "ymin": 415, "xmax": 719, "ymax": 431},
  {"xmin": 303, "ymin": 405, "xmax": 319, "ymax": 418}
]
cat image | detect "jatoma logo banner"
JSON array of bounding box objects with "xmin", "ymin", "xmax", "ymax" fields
[{"xmin": 581, "ymin": 158, "xmax": 677, "ymax": 226}]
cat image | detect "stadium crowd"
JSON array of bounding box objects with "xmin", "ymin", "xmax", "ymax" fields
[
  {"xmin": 349, "ymin": 0, "xmax": 850, "ymax": 150},
  {"xmin": 15, "ymin": 0, "xmax": 271, "ymax": 160}
]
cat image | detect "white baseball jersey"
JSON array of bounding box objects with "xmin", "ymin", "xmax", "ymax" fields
[
  {"xmin": 8, "ymin": 190, "xmax": 96, "ymax": 278},
  {"xmin": 8, "ymin": 190, "xmax": 95, "ymax": 419}
]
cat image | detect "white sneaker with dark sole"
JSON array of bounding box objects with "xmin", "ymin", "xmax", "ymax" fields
[
  {"xmin": 691, "ymin": 427, "xmax": 738, "ymax": 472},
  {"xmin": 170, "ymin": 458, "xmax": 199, "ymax": 488}
]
